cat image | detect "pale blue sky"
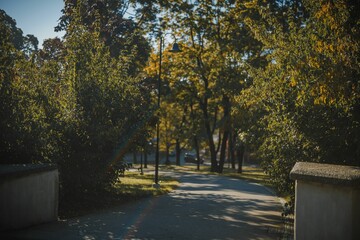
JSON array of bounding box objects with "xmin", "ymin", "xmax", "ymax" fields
[{"xmin": 0, "ymin": 0, "xmax": 65, "ymax": 47}]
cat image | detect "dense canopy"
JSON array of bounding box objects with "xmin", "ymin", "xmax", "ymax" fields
[{"xmin": 1, "ymin": 0, "xmax": 359, "ymax": 205}]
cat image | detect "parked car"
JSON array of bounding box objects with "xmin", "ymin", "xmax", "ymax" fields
[{"xmin": 184, "ymin": 153, "xmax": 204, "ymax": 164}]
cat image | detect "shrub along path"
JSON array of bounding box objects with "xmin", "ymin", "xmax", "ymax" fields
[{"xmin": 2, "ymin": 170, "xmax": 283, "ymax": 239}]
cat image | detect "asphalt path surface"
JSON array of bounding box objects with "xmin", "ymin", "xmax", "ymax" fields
[{"xmin": 3, "ymin": 171, "xmax": 284, "ymax": 240}]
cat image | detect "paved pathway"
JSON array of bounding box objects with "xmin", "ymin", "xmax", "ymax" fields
[{"xmin": 2, "ymin": 171, "xmax": 283, "ymax": 240}]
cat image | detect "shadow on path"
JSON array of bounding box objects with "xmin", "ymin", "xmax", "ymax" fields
[{"xmin": 1, "ymin": 171, "xmax": 283, "ymax": 240}]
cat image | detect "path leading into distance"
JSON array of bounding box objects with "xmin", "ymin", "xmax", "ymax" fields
[{"xmin": 2, "ymin": 170, "xmax": 284, "ymax": 240}]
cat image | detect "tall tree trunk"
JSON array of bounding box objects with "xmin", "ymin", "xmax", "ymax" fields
[
  {"xmin": 218, "ymin": 95, "xmax": 230, "ymax": 173},
  {"xmin": 190, "ymin": 25, "xmax": 218, "ymax": 172},
  {"xmin": 133, "ymin": 151, "xmax": 137, "ymax": 164},
  {"xmin": 194, "ymin": 135, "xmax": 201, "ymax": 171},
  {"xmin": 218, "ymin": 133, "xmax": 228, "ymax": 173},
  {"xmin": 231, "ymin": 132, "xmax": 236, "ymax": 169},
  {"xmin": 201, "ymin": 98, "xmax": 218, "ymax": 172},
  {"xmin": 227, "ymin": 134, "xmax": 231, "ymax": 169},
  {"xmin": 140, "ymin": 151, "xmax": 144, "ymax": 175},
  {"xmin": 205, "ymin": 119, "xmax": 217, "ymax": 172},
  {"xmin": 165, "ymin": 144, "xmax": 170, "ymax": 165},
  {"xmin": 144, "ymin": 151, "xmax": 148, "ymax": 168},
  {"xmin": 175, "ymin": 139, "xmax": 181, "ymax": 166},
  {"xmin": 237, "ymin": 141, "xmax": 245, "ymax": 174}
]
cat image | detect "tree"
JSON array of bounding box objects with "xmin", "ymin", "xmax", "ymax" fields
[
  {"xmin": 56, "ymin": 8, "xmax": 153, "ymax": 192},
  {"xmin": 235, "ymin": 0, "xmax": 360, "ymax": 195},
  {"xmin": 146, "ymin": 0, "xmax": 265, "ymax": 173},
  {"xmin": 0, "ymin": 9, "xmax": 24, "ymax": 50},
  {"xmin": 0, "ymin": 9, "xmax": 55, "ymax": 164},
  {"xmin": 56, "ymin": 0, "xmax": 150, "ymax": 74},
  {"xmin": 0, "ymin": 10, "xmax": 21, "ymax": 163},
  {"xmin": 23, "ymin": 34, "xmax": 39, "ymax": 56},
  {"xmin": 1, "ymin": 6, "xmax": 153, "ymax": 196},
  {"xmin": 39, "ymin": 37, "xmax": 64, "ymax": 61}
]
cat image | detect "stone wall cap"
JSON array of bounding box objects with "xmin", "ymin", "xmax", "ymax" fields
[
  {"xmin": 290, "ymin": 162, "xmax": 360, "ymax": 186},
  {"xmin": 0, "ymin": 164, "xmax": 57, "ymax": 181}
]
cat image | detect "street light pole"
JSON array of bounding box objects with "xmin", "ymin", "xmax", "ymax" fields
[
  {"xmin": 154, "ymin": 30, "xmax": 163, "ymax": 187},
  {"xmin": 153, "ymin": 19, "xmax": 182, "ymax": 188}
]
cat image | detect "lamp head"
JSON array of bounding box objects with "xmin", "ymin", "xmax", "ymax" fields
[{"xmin": 169, "ymin": 42, "xmax": 182, "ymax": 53}]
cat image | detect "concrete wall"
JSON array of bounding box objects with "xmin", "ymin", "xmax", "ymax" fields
[
  {"xmin": 290, "ymin": 162, "xmax": 360, "ymax": 240},
  {"xmin": 0, "ymin": 164, "xmax": 59, "ymax": 230}
]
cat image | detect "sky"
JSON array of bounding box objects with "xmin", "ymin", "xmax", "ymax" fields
[{"xmin": 0, "ymin": 0, "xmax": 65, "ymax": 47}]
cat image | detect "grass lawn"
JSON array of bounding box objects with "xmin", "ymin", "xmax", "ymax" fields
[
  {"xmin": 112, "ymin": 171, "xmax": 179, "ymax": 197},
  {"xmin": 59, "ymin": 170, "xmax": 179, "ymax": 219}
]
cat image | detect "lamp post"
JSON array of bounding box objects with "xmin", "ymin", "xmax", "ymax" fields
[{"xmin": 154, "ymin": 20, "xmax": 182, "ymax": 188}]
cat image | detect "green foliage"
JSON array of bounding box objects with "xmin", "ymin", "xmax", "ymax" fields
[
  {"xmin": 56, "ymin": 0, "xmax": 151, "ymax": 74},
  {"xmin": 0, "ymin": 12, "xmax": 22, "ymax": 163},
  {"xmin": 0, "ymin": 7, "xmax": 152, "ymax": 195},
  {"xmin": 57, "ymin": 10, "xmax": 152, "ymax": 193},
  {"xmin": 142, "ymin": 0, "xmax": 264, "ymax": 172},
  {"xmin": 2, "ymin": 0, "xmax": 358, "ymax": 206},
  {"xmin": 236, "ymin": 0, "xmax": 360, "ymax": 197},
  {"xmin": 0, "ymin": 11, "xmax": 51, "ymax": 163},
  {"xmin": 0, "ymin": 9, "xmax": 25, "ymax": 50}
]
